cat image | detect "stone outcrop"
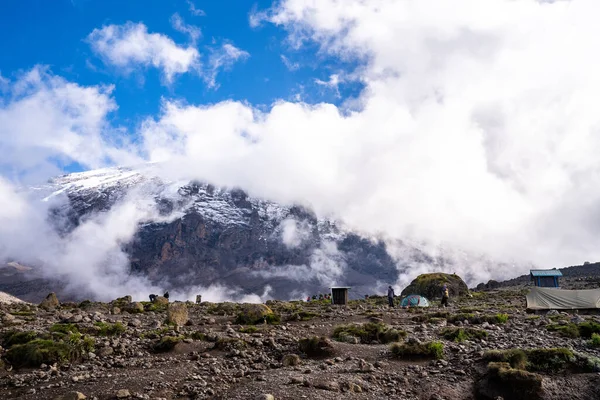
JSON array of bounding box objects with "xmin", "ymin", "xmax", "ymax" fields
[
  {"xmin": 39, "ymin": 292, "xmax": 59, "ymax": 310},
  {"xmin": 401, "ymin": 273, "xmax": 469, "ymax": 299},
  {"xmin": 167, "ymin": 302, "xmax": 189, "ymax": 326}
]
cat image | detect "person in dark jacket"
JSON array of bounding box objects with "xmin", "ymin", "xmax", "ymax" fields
[
  {"xmin": 163, "ymin": 291, "xmax": 170, "ymax": 300},
  {"xmin": 441, "ymin": 284, "xmax": 449, "ymax": 307},
  {"xmin": 387, "ymin": 286, "xmax": 395, "ymax": 307}
]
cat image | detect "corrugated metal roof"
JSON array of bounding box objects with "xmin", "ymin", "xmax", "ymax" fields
[{"xmin": 530, "ymin": 269, "xmax": 563, "ymax": 277}]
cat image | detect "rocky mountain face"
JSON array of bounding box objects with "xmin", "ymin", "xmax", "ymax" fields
[{"xmin": 1, "ymin": 166, "xmax": 412, "ymax": 301}]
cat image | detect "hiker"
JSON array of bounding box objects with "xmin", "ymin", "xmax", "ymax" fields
[
  {"xmin": 149, "ymin": 294, "xmax": 157, "ymax": 302},
  {"xmin": 306, "ymin": 296, "xmax": 311, "ymax": 302},
  {"xmin": 441, "ymin": 284, "xmax": 449, "ymax": 307},
  {"xmin": 163, "ymin": 291, "xmax": 170, "ymax": 299},
  {"xmin": 387, "ymin": 285, "xmax": 395, "ymax": 307}
]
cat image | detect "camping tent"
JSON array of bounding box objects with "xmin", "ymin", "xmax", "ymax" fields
[
  {"xmin": 400, "ymin": 294, "xmax": 430, "ymax": 307},
  {"xmin": 526, "ymin": 287, "xmax": 600, "ymax": 310}
]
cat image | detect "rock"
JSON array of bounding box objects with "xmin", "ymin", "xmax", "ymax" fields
[
  {"xmin": 116, "ymin": 389, "xmax": 131, "ymax": 398},
  {"xmin": 68, "ymin": 314, "xmax": 83, "ymax": 323},
  {"xmin": 358, "ymin": 359, "xmax": 374, "ymax": 372},
  {"xmin": 129, "ymin": 318, "xmax": 142, "ymax": 328},
  {"xmin": 167, "ymin": 303, "xmax": 189, "ymax": 326},
  {"xmin": 313, "ymin": 380, "xmax": 339, "ymax": 391},
  {"xmin": 282, "ymin": 354, "xmax": 301, "ymax": 367},
  {"xmin": 235, "ymin": 304, "xmax": 276, "ymax": 325},
  {"xmin": 154, "ymin": 296, "xmax": 169, "ymax": 306},
  {"xmin": 53, "ymin": 392, "xmax": 87, "ymax": 400},
  {"xmin": 255, "ymin": 395, "xmax": 274, "ymax": 400},
  {"xmin": 39, "ymin": 292, "xmax": 60, "ymax": 310},
  {"xmin": 125, "ymin": 302, "xmax": 144, "ymax": 314},
  {"xmin": 400, "ymin": 273, "xmax": 469, "ymax": 299}
]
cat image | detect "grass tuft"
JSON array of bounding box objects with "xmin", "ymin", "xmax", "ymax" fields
[{"xmin": 390, "ymin": 340, "xmax": 444, "ymax": 360}]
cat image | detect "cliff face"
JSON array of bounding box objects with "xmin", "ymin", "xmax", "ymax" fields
[{"xmin": 3, "ymin": 166, "xmax": 404, "ymax": 301}]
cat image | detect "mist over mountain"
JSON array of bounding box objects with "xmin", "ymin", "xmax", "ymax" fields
[{"xmin": 0, "ymin": 165, "xmax": 511, "ymax": 303}]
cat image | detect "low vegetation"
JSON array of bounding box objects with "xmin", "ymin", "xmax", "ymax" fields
[
  {"xmin": 547, "ymin": 321, "xmax": 600, "ymax": 339},
  {"xmin": 5, "ymin": 332, "xmax": 94, "ymax": 368},
  {"xmin": 333, "ymin": 322, "xmax": 406, "ymax": 344},
  {"xmin": 486, "ymin": 362, "xmax": 543, "ymax": 400},
  {"xmin": 589, "ymin": 333, "xmax": 600, "ymax": 347},
  {"xmin": 94, "ymin": 322, "xmax": 126, "ymax": 336},
  {"xmin": 439, "ymin": 327, "xmax": 488, "ymax": 342},
  {"xmin": 483, "ymin": 348, "xmax": 575, "ymax": 373},
  {"xmin": 153, "ymin": 336, "xmax": 183, "ymax": 353},
  {"xmin": 390, "ymin": 340, "xmax": 444, "ymax": 360}
]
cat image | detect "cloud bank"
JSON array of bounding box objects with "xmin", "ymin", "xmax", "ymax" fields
[{"xmin": 3, "ymin": 0, "xmax": 600, "ymax": 300}]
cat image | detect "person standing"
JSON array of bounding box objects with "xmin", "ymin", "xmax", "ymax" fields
[
  {"xmin": 387, "ymin": 285, "xmax": 395, "ymax": 308},
  {"xmin": 441, "ymin": 284, "xmax": 449, "ymax": 307}
]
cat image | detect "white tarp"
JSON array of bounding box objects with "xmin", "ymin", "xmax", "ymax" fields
[{"xmin": 526, "ymin": 287, "xmax": 600, "ymax": 310}]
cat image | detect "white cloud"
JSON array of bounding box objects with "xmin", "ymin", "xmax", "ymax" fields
[
  {"xmin": 7, "ymin": 0, "xmax": 600, "ymax": 299},
  {"xmin": 280, "ymin": 54, "xmax": 300, "ymax": 71},
  {"xmin": 0, "ymin": 66, "xmax": 138, "ymax": 182},
  {"xmin": 129, "ymin": 0, "xmax": 600, "ymax": 287},
  {"xmin": 205, "ymin": 43, "xmax": 250, "ymax": 88},
  {"xmin": 88, "ymin": 22, "xmax": 200, "ymax": 83},
  {"xmin": 279, "ymin": 218, "xmax": 312, "ymax": 248},
  {"xmin": 171, "ymin": 13, "xmax": 202, "ymax": 45},
  {"xmin": 187, "ymin": 0, "xmax": 206, "ymax": 17}
]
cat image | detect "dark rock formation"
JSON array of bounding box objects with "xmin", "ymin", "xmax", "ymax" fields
[{"xmin": 401, "ymin": 273, "xmax": 469, "ymax": 299}]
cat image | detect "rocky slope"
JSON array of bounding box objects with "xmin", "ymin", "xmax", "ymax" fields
[
  {"xmin": 1, "ymin": 287, "xmax": 599, "ymax": 400},
  {"xmin": 1, "ymin": 165, "xmax": 418, "ymax": 302}
]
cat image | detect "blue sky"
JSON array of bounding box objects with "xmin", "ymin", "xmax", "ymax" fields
[{"xmin": 0, "ymin": 0, "xmax": 361, "ymax": 147}]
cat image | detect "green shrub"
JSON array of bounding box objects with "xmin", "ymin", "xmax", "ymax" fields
[
  {"xmin": 589, "ymin": 333, "xmax": 600, "ymax": 347},
  {"xmin": 50, "ymin": 324, "xmax": 79, "ymax": 335},
  {"xmin": 440, "ymin": 327, "xmax": 487, "ymax": 343},
  {"xmin": 546, "ymin": 323, "xmax": 580, "ymax": 338},
  {"xmin": 94, "ymin": 322, "xmax": 126, "ymax": 337},
  {"xmin": 298, "ymin": 336, "xmax": 336, "ymax": 357},
  {"xmin": 332, "ymin": 322, "xmax": 406, "ymax": 344},
  {"xmin": 153, "ymin": 336, "xmax": 183, "ymax": 353},
  {"xmin": 2, "ymin": 331, "xmax": 38, "ymax": 348},
  {"xmin": 5, "ymin": 333, "xmax": 94, "ymax": 368},
  {"xmin": 189, "ymin": 331, "xmax": 207, "ymax": 341},
  {"xmin": 578, "ymin": 321, "xmax": 600, "ymax": 338},
  {"xmin": 483, "ymin": 348, "xmax": 574, "ymax": 372},
  {"xmin": 525, "ymin": 348, "xmax": 574, "ymax": 373},
  {"xmin": 486, "ymin": 362, "xmax": 543, "ymax": 399},
  {"xmin": 494, "ymin": 313, "xmax": 509, "ymax": 324},
  {"xmin": 390, "ymin": 340, "xmax": 444, "ymax": 360},
  {"xmin": 239, "ymin": 326, "xmax": 259, "ymax": 334},
  {"xmin": 483, "ymin": 349, "xmax": 527, "ymax": 370}
]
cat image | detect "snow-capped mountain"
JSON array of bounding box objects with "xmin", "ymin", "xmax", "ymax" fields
[{"xmin": 2, "ymin": 165, "xmax": 406, "ymax": 301}]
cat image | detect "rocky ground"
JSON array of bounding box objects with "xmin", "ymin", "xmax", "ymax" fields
[{"xmin": 1, "ymin": 288, "xmax": 600, "ymax": 400}]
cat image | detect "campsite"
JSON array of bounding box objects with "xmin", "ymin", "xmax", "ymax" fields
[{"xmin": 1, "ymin": 270, "xmax": 600, "ymax": 400}]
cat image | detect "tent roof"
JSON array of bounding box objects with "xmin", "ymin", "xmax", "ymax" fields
[{"xmin": 530, "ymin": 269, "xmax": 562, "ymax": 277}]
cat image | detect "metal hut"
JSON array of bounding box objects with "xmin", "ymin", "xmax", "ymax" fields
[
  {"xmin": 330, "ymin": 287, "xmax": 351, "ymax": 305},
  {"xmin": 530, "ymin": 269, "xmax": 562, "ymax": 288}
]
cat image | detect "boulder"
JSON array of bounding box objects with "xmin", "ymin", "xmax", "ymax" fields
[
  {"xmin": 167, "ymin": 302, "xmax": 189, "ymax": 326},
  {"xmin": 125, "ymin": 302, "xmax": 144, "ymax": 314},
  {"xmin": 235, "ymin": 304, "xmax": 277, "ymax": 325},
  {"xmin": 400, "ymin": 273, "xmax": 468, "ymax": 299},
  {"xmin": 39, "ymin": 293, "xmax": 60, "ymax": 310},
  {"xmin": 154, "ymin": 296, "xmax": 169, "ymax": 306}
]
